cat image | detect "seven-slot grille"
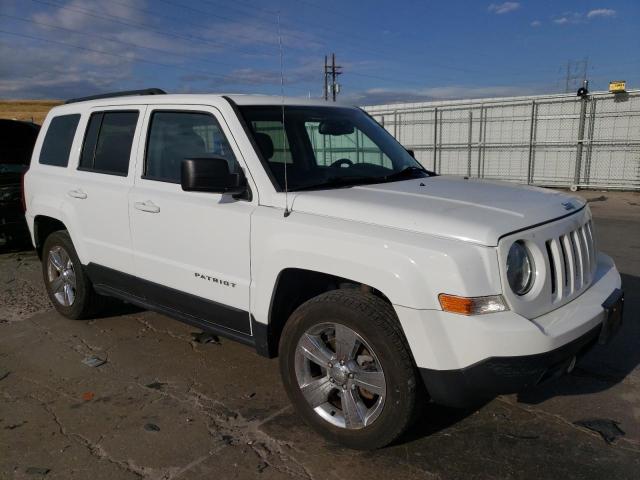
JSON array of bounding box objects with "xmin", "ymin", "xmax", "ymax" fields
[{"xmin": 545, "ymin": 220, "xmax": 596, "ymax": 302}]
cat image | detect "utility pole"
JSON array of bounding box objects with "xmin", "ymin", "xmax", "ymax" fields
[
  {"xmin": 564, "ymin": 57, "xmax": 588, "ymax": 93},
  {"xmin": 324, "ymin": 55, "xmax": 328, "ymax": 101},
  {"xmin": 323, "ymin": 53, "xmax": 342, "ymax": 101}
]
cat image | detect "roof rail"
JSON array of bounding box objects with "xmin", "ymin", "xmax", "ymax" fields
[{"xmin": 64, "ymin": 88, "xmax": 167, "ymax": 105}]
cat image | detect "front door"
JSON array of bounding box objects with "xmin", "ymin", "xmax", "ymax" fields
[{"xmin": 129, "ymin": 106, "xmax": 255, "ymax": 335}]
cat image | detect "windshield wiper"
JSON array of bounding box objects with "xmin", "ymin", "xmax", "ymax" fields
[
  {"xmin": 289, "ymin": 175, "xmax": 375, "ymax": 192},
  {"xmin": 380, "ymin": 166, "xmax": 430, "ymax": 182}
]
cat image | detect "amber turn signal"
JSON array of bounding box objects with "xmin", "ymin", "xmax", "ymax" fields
[{"xmin": 438, "ymin": 294, "xmax": 508, "ymax": 316}]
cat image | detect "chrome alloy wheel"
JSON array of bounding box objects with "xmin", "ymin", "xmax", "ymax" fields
[
  {"xmin": 294, "ymin": 322, "xmax": 386, "ymax": 430},
  {"xmin": 47, "ymin": 246, "xmax": 77, "ymax": 307}
]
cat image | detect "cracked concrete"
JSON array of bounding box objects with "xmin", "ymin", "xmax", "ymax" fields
[{"xmin": 1, "ymin": 190, "xmax": 639, "ymax": 479}]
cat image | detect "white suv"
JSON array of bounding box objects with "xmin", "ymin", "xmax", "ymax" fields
[{"xmin": 25, "ymin": 89, "xmax": 623, "ymax": 449}]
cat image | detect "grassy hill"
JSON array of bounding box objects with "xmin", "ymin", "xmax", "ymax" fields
[{"xmin": 0, "ymin": 100, "xmax": 63, "ymax": 124}]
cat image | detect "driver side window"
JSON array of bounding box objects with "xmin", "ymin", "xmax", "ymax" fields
[
  {"xmin": 305, "ymin": 122, "xmax": 393, "ymax": 169},
  {"xmin": 145, "ymin": 111, "xmax": 239, "ymax": 183}
]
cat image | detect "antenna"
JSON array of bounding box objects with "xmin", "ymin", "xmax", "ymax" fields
[{"xmin": 277, "ymin": 12, "xmax": 291, "ymax": 217}]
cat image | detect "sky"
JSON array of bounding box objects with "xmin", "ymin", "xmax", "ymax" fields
[{"xmin": 1, "ymin": 0, "xmax": 639, "ymax": 105}]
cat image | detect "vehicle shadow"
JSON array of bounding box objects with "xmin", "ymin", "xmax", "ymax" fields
[
  {"xmin": 1, "ymin": 243, "xmax": 143, "ymax": 319},
  {"xmin": 92, "ymin": 299, "xmax": 144, "ymax": 319},
  {"xmin": 392, "ymin": 402, "xmax": 485, "ymax": 446},
  {"xmin": 517, "ymin": 272, "xmax": 639, "ymax": 404}
]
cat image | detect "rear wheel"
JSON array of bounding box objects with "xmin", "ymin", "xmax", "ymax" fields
[
  {"xmin": 42, "ymin": 231, "xmax": 105, "ymax": 319},
  {"xmin": 279, "ymin": 290, "xmax": 420, "ymax": 449}
]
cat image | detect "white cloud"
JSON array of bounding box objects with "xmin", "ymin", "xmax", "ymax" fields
[
  {"xmin": 587, "ymin": 8, "xmax": 616, "ymax": 18},
  {"xmin": 552, "ymin": 11, "xmax": 585, "ymax": 25},
  {"xmin": 488, "ymin": 2, "xmax": 520, "ymax": 14},
  {"xmin": 0, "ymin": 0, "xmax": 325, "ymax": 98},
  {"xmin": 530, "ymin": 20, "xmax": 542, "ymax": 27},
  {"xmin": 552, "ymin": 8, "xmax": 617, "ymax": 26},
  {"xmin": 552, "ymin": 8, "xmax": 616, "ymax": 25}
]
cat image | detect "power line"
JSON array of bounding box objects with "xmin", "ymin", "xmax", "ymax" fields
[
  {"xmin": 0, "ymin": 29, "xmax": 258, "ymax": 86},
  {"xmin": 16, "ymin": 1, "xmax": 627, "ymax": 97},
  {"xmin": 106, "ymin": 0, "xmax": 282, "ymax": 48},
  {"xmin": 0, "ymin": 13, "xmax": 256, "ymax": 74},
  {"xmin": 0, "ymin": 29, "xmax": 313, "ymax": 96},
  {"xmin": 159, "ymin": 0, "xmax": 481, "ymax": 74},
  {"xmin": 173, "ymin": 0, "xmax": 458, "ymax": 79},
  {"xmin": 27, "ymin": 0, "xmax": 273, "ymax": 58}
]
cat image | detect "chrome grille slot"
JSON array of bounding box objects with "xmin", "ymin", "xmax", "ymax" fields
[
  {"xmin": 571, "ymin": 230, "xmax": 584, "ymax": 290},
  {"xmin": 579, "ymin": 225, "xmax": 591, "ymax": 277},
  {"xmin": 546, "ymin": 219, "xmax": 595, "ymax": 303},
  {"xmin": 585, "ymin": 221, "xmax": 596, "ymax": 273},
  {"xmin": 562, "ymin": 234, "xmax": 576, "ymax": 294},
  {"xmin": 545, "ymin": 240, "xmax": 556, "ymax": 296}
]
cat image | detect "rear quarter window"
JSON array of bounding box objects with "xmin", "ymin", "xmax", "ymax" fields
[{"xmin": 39, "ymin": 114, "xmax": 80, "ymax": 167}]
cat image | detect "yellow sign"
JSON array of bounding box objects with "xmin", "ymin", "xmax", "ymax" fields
[{"xmin": 609, "ymin": 81, "xmax": 626, "ymax": 93}]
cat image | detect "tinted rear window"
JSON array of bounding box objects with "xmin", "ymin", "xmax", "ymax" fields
[
  {"xmin": 39, "ymin": 114, "xmax": 80, "ymax": 167},
  {"xmin": 79, "ymin": 111, "xmax": 138, "ymax": 176}
]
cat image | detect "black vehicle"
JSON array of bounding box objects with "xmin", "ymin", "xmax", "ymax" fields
[{"xmin": 0, "ymin": 119, "xmax": 40, "ymax": 248}]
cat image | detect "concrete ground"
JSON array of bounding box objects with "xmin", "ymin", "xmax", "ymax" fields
[{"xmin": 1, "ymin": 190, "xmax": 639, "ymax": 480}]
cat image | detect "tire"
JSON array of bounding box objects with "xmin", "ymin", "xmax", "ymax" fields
[
  {"xmin": 41, "ymin": 230, "xmax": 105, "ymax": 319},
  {"xmin": 279, "ymin": 289, "xmax": 421, "ymax": 449}
]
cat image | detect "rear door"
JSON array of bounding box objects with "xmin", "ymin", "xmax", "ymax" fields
[
  {"xmin": 129, "ymin": 105, "xmax": 256, "ymax": 335},
  {"xmin": 67, "ymin": 106, "xmax": 144, "ymax": 275}
]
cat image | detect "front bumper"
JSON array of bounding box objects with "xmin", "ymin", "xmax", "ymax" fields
[
  {"xmin": 419, "ymin": 319, "xmax": 607, "ymax": 408},
  {"xmin": 394, "ymin": 253, "xmax": 622, "ymax": 408}
]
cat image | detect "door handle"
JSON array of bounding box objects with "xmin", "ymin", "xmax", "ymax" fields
[
  {"xmin": 67, "ymin": 189, "xmax": 87, "ymax": 199},
  {"xmin": 134, "ymin": 201, "xmax": 160, "ymax": 213}
]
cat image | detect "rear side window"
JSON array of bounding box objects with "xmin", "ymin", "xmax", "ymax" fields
[
  {"xmin": 79, "ymin": 111, "xmax": 139, "ymax": 176},
  {"xmin": 144, "ymin": 111, "xmax": 238, "ymax": 183},
  {"xmin": 39, "ymin": 114, "xmax": 80, "ymax": 167}
]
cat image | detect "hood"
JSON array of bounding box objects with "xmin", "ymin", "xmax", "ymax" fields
[{"xmin": 290, "ymin": 176, "xmax": 585, "ymax": 246}]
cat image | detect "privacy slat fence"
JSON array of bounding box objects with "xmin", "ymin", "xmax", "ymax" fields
[{"xmin": 364, "ymin": 90, "xmax": 640, "ymax": 190}]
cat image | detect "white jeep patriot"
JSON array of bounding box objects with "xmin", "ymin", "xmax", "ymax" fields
[{"xmin": 24, "ymin": 89, "xmax": 623, "ymax": 449}]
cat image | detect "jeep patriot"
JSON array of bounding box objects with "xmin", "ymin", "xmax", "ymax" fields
[{"xmin": 24, "ymin": 89, "xmax": 623, "ymax": 449}]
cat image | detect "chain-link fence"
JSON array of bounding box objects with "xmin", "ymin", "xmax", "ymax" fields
[{"xmin": 364, "ymin": 90, "xmax": 640, "ymax": 190}]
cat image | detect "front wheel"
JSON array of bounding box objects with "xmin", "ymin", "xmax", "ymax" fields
[{"xmin": 279, "ymin": 290, "xmax": 421, "ymax": 449}]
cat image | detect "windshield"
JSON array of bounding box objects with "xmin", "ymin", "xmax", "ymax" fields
[{"xmin": 238, "ymin": 106, "xmax": 430, "ymax": 191}]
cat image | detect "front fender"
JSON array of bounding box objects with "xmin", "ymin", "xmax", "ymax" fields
[{"xmin": 250, "ymin": 207, "xmax": 502, "ymax": 325}]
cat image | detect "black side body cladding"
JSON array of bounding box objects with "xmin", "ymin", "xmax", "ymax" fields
[
  {"xmin": 251, "ymin": 316, "xmax": 273, "ymax": 357},
  {"xmin": 86, "ymin": 263, "xmax": 255, "ymax": 345}
]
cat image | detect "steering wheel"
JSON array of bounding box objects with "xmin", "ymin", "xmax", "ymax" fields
[{"xmin": 330, "ymin": 158, "xmax": 354, "ymax": 168}]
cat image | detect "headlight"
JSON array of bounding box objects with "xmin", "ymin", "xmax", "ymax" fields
[{"xmin": 506, "ymin": 241, "xmax": 534, "ymax": 295}]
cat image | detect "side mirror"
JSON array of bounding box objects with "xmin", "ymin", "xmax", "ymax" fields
[
  {"xmin": 406, "ymin": 149, "xmax": 415, "ymax": 158},
  {"xmin": 181, "ymin": 157, "xmax": 246, "ymax": 195}
]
